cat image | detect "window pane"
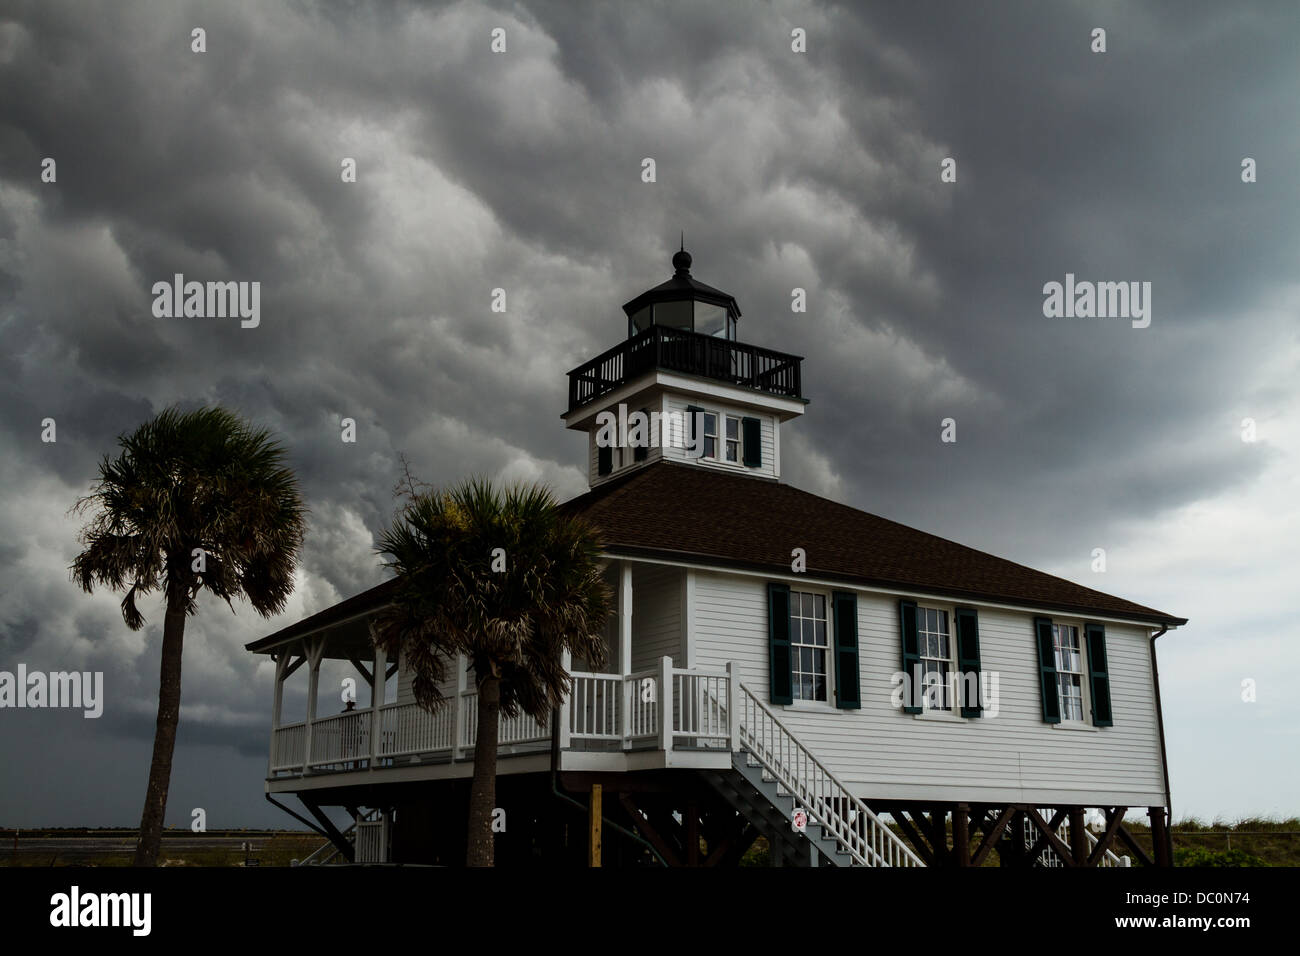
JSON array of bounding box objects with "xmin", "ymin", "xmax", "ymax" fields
[
  {"xmin": 704, "ymin": 413, "xmax": 717, "ymax": 436},
  {"xmin": 814, "ymin": 649, "xmax": 825, "ymax": 674},
  {"xmin": 813, "ymin": 676, "xmax": 826, "ymax": 701},
  {"xmin": 802, "ymin": 619, "xmax": 814, "ymax": 644},
  {"xmin": 704, "ymin": 437, "xmax": 716, "ymax": 458},
  {"xmin": 802, "ymin": 593, "xmax": 813, "ymax": 617},
  {"xmin": 695, "ymin": 302, "xmax": 727, "ymax": 337},
  {"xmin": 814, "ymin": 620, "xmax": 826, "ymax": 646},
  {"xmin": 815, "ymin": 594, "xmax": 826, "ymax": 618},
  {"xmin": 654, "ymin": 300, "xmax": 692, "ymax": 330},
  {"xmin": 726, "ymin": 417, "xmax": 739, "ymax": 439}
]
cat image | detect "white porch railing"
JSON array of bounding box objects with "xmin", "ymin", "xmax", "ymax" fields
[
  {"xmin": 380, "ymin": 701, "xmax": 453, "ymax": 757},
  {"xmin": 307, "ymin": 710, "xmax": 372, "ymax": 768},
  {"xmin": 569, "ymin": 673, "xmax": 622, "ymax": 739},
  {"xmin": 459, "ymin": 690, "xmax": 551, "ymax": 748},
  {"xmin": 354, "ymin": 814, "xmax": 388, "ymax": 864},
  {"xmin": 671, "ymin": 668, "xmax": 730, "ymax": 744},
  {"xmin": 624, "ymin": 668, "xmax": 659, "ymax": 742},
  {"xmin": 270, "ymin": 721, "xmax": 307, "ymax": 771},
  {"xmin": 736, "ymin": 683, "xmax": 925, "ymax": 867}
]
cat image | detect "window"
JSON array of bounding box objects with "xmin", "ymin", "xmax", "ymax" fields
[
  {"xmin": 702, "ymin": 412, "xmax": 718, "ymax": 459},
  {"xmin": 917, "ymin": 607, "xmax": 952, "ymax": 710},
  {"xmin": 724, "ymin": 416, "xmax": 740, "ymax": 463},
  {"xmin": 790, "ymin": 591, "xmax": 829, "ymax": 702},
  {"xmin": 1053, "ymin": 624, "xmax": 1085, "ymax": 721}
]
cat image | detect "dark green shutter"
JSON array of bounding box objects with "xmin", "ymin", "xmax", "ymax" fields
[
  {"xmin": 1034, "ymin": 617, "xmax": 1060, "ymax": 723},
  {"xmin": 685, "ymin": 405, "xmax": 703, "ymax": 452},
  {"xmin": 597, "ymin": 444, "xmax": 612, "ymax": 476},
  {"xmin": 633, "ymin": 408, "xmax": 648, "ymax": 461},
  {"xmin": 832, "ymin": 591, "xmax": 860, "ymax": 709},
  {"xmin": 768, "ymin": 583, "xmax": 793, "ymax": 705},
  {"xmin": 742, "ymin": 416, "xmax": 762, "ymax": 468},
  {"xmin": 955, "ymin": 606, "xmax": 982, "ymax": 718},
  {"xmin": 1085, "ymin": 622, "xmax": 1113, "ymax": 727},
  {"xmin": 899, "ymin": 599, "xmax": 921, "ymax": 714}
]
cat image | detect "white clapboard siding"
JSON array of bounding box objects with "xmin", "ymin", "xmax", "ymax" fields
[
  {"xmin": 692, "ymin": 569, "xmax": 1168, "ymax": 807},
  {"xmin": 631, "ymin": 563, "xmax": 683, "ymax": 671},
  {"xmin": 395, "ymin": 647, "xmax": 460, "ymax": 708}
]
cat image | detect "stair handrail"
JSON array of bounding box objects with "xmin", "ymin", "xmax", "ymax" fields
[
  {"xmin": 736, "ymin": 683, "xmax": 924, "ymax": 867},
  {"xmin": 295, "ymin": 809, "xmax": 376, "ymax": 866}
]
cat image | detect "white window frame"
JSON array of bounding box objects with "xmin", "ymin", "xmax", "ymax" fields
[
  {"xmin": 1052, "ymin": 620, "xmax": 1090, "ymax": 724},
  {"xmin": 786, "ymin": 588, "xmax": 833, "ymax": 708},
  {"xmin": 701, "ymin": 411, "xmax": 718, "ymax": 460},
  {"xmin": 912, "ymin": 603, "xmax": 965, "ymax": 720},
  {"xmin": 724, "ymin": 415, "xmax": 741, "ymax": 464}
]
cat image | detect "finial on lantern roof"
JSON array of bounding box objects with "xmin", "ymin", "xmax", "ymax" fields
[{"xmin": 672, "ymin": 235, "xmax": 692, "ymax": 275}]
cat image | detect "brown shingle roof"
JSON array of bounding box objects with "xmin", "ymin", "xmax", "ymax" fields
[
  {"xmin": 560, "ymin": 462, "xmax": 1186, "ymax": 626},
  {"xmin": 247, "ymin": 461, "xmax": 1184, "ymax": 652}
]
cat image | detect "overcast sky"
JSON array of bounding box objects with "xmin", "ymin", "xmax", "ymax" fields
[{"xmin": 1, "ymin": 0, "xmax": 1296, "ymax": 830}]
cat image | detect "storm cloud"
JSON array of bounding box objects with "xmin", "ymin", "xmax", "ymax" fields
[{"xmin": 0, "ymin": 0, "xmax": 1296, "ymax": 826}]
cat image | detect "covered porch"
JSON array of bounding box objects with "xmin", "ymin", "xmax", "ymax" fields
[
  {"xmin": 257, "ymin": 560, "xmax": 736, "ymax": 781},
  {"xmin": 266, "ymin": 653, "xmax": 738, "ymax": 779}
]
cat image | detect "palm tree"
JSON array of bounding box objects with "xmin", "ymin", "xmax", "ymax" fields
[
  {"xmin": 71, "ymin": 406, "xmax": 306, "ymax": 866},
  {"xmin": 373, "ymin": 478, "xmax": 611, "ymax": 866}
]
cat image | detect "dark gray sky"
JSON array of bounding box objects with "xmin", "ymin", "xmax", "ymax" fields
[{"xmin": 1, "ymin": 0, "xmax": 1296, "ymax": 828}]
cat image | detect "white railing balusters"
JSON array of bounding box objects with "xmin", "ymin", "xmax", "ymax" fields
[{"xmin": 734, "ymin": 683, "xmax": 924, "ymax": 867}]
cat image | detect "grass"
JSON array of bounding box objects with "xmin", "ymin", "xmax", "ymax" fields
[{"xmin": 1, "ymin": 829, "xmax": 324, "ymax": 867}]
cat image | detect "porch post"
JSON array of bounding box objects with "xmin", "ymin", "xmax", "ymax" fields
[
  {"xmin": 726, "ymin": 661, "xmax": 739, "ymax": 751},
  {"xmin": 370, "ymin": 644, "xmax": 386, "ymax": 770},
  {"xmin": 589, "ymin": 783, "xmax": 602, "ymax": 868},
  {"xmin": 619, "ymin": 561, "xmax": 633, "ymax": 676},
  {"xmin": 1148, "ymin": 806, "xmax": 1172, "ymax": 867},
  {"xmin": 268, "ymin": 650, "xmax": 288, "ymax": 775},
  {"xmin": 658, "ymin": 655, "xmax": 674, "ymax": 754},
  {"xmin": 953, "ymin": 804, "xmax": 971, "ymax": 866},
  {"xmin": 559, "ymin": 649, "xmax": 572, "ymax": 752},
  {"xmin": 302, "ymin": 637, "xmax": 324, "ymax": 774},
  {"xmin": 1068, "ymin": 807, "xmax": 1088, "ymax": 865},
  {"xmin": 451, "ymin": 652, "xmax": 467, "ymax": 759}
]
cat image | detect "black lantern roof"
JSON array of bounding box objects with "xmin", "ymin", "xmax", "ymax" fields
[{"xmin": 620, "ymin": 245, "xmax": 741, "ymax": 340}]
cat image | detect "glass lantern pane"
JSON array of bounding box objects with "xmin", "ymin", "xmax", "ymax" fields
[
  {"xmin": 695, "ymin": 302, "xmax": 727, "ymax": 337},
  {"xmin": 653, "ymin": 300, "xmax": 693, "ymax": 330}
]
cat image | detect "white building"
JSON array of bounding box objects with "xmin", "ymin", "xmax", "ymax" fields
[{"xmin": 248, "ymin": 248, "xmax": 1184, "ymax": 867}]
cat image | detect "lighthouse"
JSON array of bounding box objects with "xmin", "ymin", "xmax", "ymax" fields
[{"xmin": 563, "ymin": 246, "xmax": 806, "ymax": 486}]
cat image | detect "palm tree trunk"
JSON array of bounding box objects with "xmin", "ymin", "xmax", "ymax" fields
[
  {"xmin": 466, "ymin": 673, "xmax": 500, "ymax": 866},
  {"xmin": 133, "ymin": 598, "xmax": 186, "ymax": 866}
]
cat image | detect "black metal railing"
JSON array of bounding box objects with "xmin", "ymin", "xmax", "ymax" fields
[{"xmin": 567, "ymin": 325, "xmax": 803, "ymax": 412}]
